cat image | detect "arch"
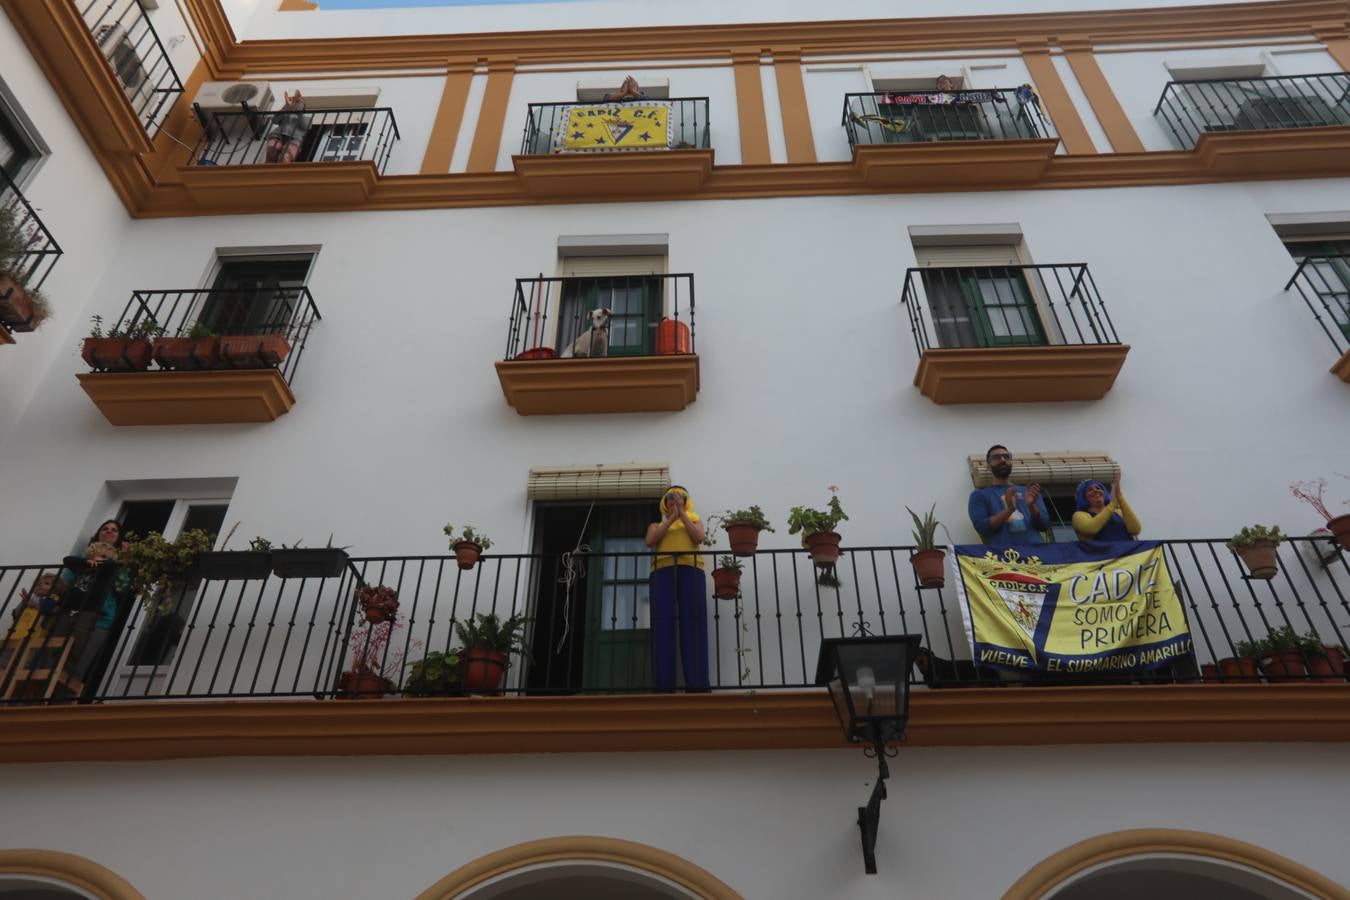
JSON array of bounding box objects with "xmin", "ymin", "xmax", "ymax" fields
[
  {"xmin": 0, "ymin": 850, "xmax": 145, "ymax": 900},
  {"xmin": 415, "ymin": 836, "xmax": 743, "ymax": 900},
  {"xmin": 1003, "ymin": 829, "xmax": 1350, "ymax": 900}
]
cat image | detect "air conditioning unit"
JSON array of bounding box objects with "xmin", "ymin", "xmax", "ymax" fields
[
  {"xmin": 194, "ymin": 81, "xmax": 276, "ymax": 115},
  {"xmin": 93, "ymin": 24, "xmax": 148, "ymax": 92}
]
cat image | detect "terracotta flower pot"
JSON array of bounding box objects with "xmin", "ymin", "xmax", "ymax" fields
[
  {"xmin": 1328, "ymin": 515, "xmax": 1350, "ymax": 552},
  {"xmin": 910, "ymin": 549, "xmax": 946, "ymax": 589},
  {"xmin": 462, "ymin": 647, "xmax": 507, "ymax": 694},
  {"xmin": 82, "ymin": 337, "xmax": 153, "ymax": 372},
  {"xmin": 1261, "ymin": 649, "xmax": 1308, "ymax": 682},
  {"xmin": 515, "ymin": 347, "xmax": 556, "ymax": 360},
  {"xmin": 0, "ymin": 273, "xmax": 41, "ymax": 332},
  {"xmin": 724, "ymin": 524, "xmax": 761, "ymax": 557},
  {"xmin": 217, "ymin": 333, "xmax": 291, "ymax": 369},
  {"xmin": 152, "ymin": 336, "xmax": 218, "ymax": 370},
  {"xmin": 1217, "ymin": 656, "xmax": 1261, "ymax": 681},
  {"xmin": 803, "ymin": 532, "xmax": 842, "ymax": 568},
  {"xmin": 1306, "ymin": 647, "xmax": 1346, "ymax": 683},
  {"xmin": 1200, "ymin": 663, "xmax": 1220, "ymax": 683},
  {"xmin": 337, "ymin": 669, "xmax": 392, "ymax": 700},
  {"xmin": 1235, "ymin": 541, "xmax": 1279, "ymax": 579},
  {"xmin": 454, "ymin": 541, "xmax": 483, "ymax": 571},
  {"xmin": 712, "ymin": 567, "xmax": 742, "ymax": 600}
]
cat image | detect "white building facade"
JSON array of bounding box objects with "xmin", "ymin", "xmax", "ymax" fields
[{"xmin": 0, "ymin": 0, "xmax": 1348, "ymax": 897}]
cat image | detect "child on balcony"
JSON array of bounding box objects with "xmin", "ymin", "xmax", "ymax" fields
[
  {"xmin": 264, "ymin": 91, "xmax": 311, "ymax": 164},
  {"xmin": 8, "ymin": 571, "xmax": 59, "ymax": 640}
]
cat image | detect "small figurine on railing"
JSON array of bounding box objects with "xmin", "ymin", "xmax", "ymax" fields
[
  {"xmin": 264, "ymin": 90, "xmax": 311, "ymax": 164},
  {"xmin": 605, "ymin": 75, "xmax": 646, "ymax": 102}
]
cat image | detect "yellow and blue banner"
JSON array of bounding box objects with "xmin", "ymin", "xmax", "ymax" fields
[
  {"xmin": 954, "ymin": 542, "xmax": 1192, "ymax": 675},
  {"xmin": 555, "ymin": 103, "xmax": 674, "ymax": 152}
]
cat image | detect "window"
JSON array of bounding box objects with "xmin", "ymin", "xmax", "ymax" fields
[
  {"xmin": 555, "ymin": 251, "xmax": 667, "ymax": 357},
  {"xmin": 914, "ymin": 240, "xmax": 1046, "ymax": 349},
  {"xmin": 299, "ymin": 120, "xmax": 370, "ymax": 163},
  {"xmin": 197, "ymin": 254, "xmax": 314, "ymax": 336},
  {"xmin": 1285, "ymin": 238, "xmax": 1350, "ymax": 340},
  {"xmin": 0, "ymin": 81, "xmax": 45, "ymax": 184}
]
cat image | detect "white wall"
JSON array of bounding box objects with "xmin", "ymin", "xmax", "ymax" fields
[
  {"xmin": 2, "ymin": 180, "xmax": 1348, "ymax": 564},
  {"xmin": 0, "ymin": 743, "xmax": 1344, "ymax": 899}
]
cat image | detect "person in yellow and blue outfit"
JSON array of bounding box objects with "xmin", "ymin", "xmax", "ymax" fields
[{"xmin": 645, "ymin": 486, "xmax": 709, "ymax": 691}]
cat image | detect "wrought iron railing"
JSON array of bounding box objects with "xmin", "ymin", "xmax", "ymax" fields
[
  {"xmin": 1285, "ymin": 255, "xmax": 1350, "ymax": 359},
  {"xmin": 0, "ymin": 167, "xmax": 62, "ymax": 329},
  {"xmin": 78, "ymin": 0, "xmax": 184, "ymax": 137},
  {"xmin": 504, "ymin": 273, "xmax": 695, "ymax": 361},
  {"xmin": 1154, "ymin": 73, "xmax": 1350, "ymax": 149},
  {"xmin": 842, "ymin": 88, "xmax": 1052, "ymax": 147},
  {"xmin": 900, "ymin": 264, "xmax": 1119, "ymax": 356},
  {"xmin": 191, "ymin": 107, "xmax": 401, "ymax": 172},
  {"xmin": 85, "ymin": 288, "xmax": 321, "ymax": 385},
  {"xmin": 519, "ymin": 98, "xmax": 711, "ymax": 156},
  {"xmin": 1, "ymin": 536, "xmax": 1347, "ymax": 703}
]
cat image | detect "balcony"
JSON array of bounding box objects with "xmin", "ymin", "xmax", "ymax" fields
[
  {"xmin": 76, "ymin": 287, "xmax": 321, "ymax": 425},
  {"xmin": 900, "ymin": 264, "xmax": 1129, "ymax": 404},
  {"xmin": 2, "ymin": 535, "xmax": 1347, "ymax": 708},
  {"xmin": 842, "ymin": 89, "xmax": 1060, "ymax": 189},
  {"xmin": 180, "ymin": 107, "xmax": 402, "ymax": 208},
  {"xmin": 1285, "ymin": 254, "xmax": 1350, "ymax": 382},
  {"xmin": 0, "ymin": 168, "xmax": 63, "ymax": 342},
  {"xmin": 79, "ymin": 0, "xmax": 184, "ymax": 139},
  {"xmin": 494, "ymin": 273, "xmax": 698, "ymax": 414},
  {"xmin": 513, "ymin": 98, "xmax": 714, "ymax": 198},
  {"xmin": 1155, "ymin": 74, "xmax": 1350, "ymax": 154}
]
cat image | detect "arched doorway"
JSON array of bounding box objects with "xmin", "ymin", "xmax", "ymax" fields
[
  {"xmin": 416, "ymin": 836, "xmax": 743, "ymax": 900},
  {"xmin": 0, "ymin": 850, "xmax": 144, "ymax": 900},
  {"xmin": 1005, "ymin": 829, "xmax": 1349, "ymax": 900}
]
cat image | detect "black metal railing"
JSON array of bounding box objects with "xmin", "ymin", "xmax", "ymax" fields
[
  {"xmin": 843, "ymin": 88, "xmax": 1052, "ymax": 148},
  {"xmin": 87, "ymin": 288, "xmax": 321, "ymax": 385},
  {"xmin": 1154, "ymin": 73, "xmax": 1350, "ymax": 149},
  {"xmin": 1, "ymin": 536, "xmax": 1347, "ymax": 703},
  {"xmin": 900, "ymin": 264, "xmax": 1118, "ymax": 356},
  {"xmin": 1285, "ymin": 255, "xmax": 1350, "ymax": 358},
  {"xmin": 191, "ymin": 108, "xmax": 401, "ymax": 172},
  {"xmin": 0, "ymin": 167, "xmax": 62, "ymax": 316},
  {"xmin": 79, "ymin": 0, "xmax": 184, "ymax": 137},
  {"xmin": 519, "ymin": 98, "xmax": 711, "ymax": 155},
  {"xmin": 504, "ymin": 273, "xmax": 695, "ymax": 361}
]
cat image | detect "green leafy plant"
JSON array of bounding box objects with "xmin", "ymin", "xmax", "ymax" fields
[
  {"xmin": 787, "ymin": 492, "xmax": 848, "ymax": 540},
  {"xmin": 404, "ymin": 649, "xmax": 463, "ymax": 696},
  {"xmin": 24, "ymin": 286, "xmax": 51, "ymax": 324},
  {"xmin": 1226, "ymin": 524, "xmax": 1285, "ymax": 551},
  {"xmin": 89, "ymin": 314, "xmax": 163, "ymax": 341},
  {"xmin": 907, "ymin": 504, "xmax": 941, "ymax": 551},
  {"xmin": 444, "ymin": 524, "xmax": 493, "ymax": 550},
  {"xmin": 1262, "ymin": 625, "xmax": 1300, "ymax": 652},
  {"xmin": 721, "ymin": 506, "xmax": 774, "ymax": 532},
  {"xmin": 1297, "ymin": 630, "xmax": 1328, "ymax": 655},
  {"xmin": 454, "ymin": 612, "xmax": 529, "ymax": 655},
  {"xmin": 1234, "ymin": 638, "xmax": 1265, "ymax": 658},
  {"xmin": 248, "ymin": 537, "xmax": 272, "ymax": 552},
  {"xmin": 119, "ymin": 528, "xmax": 215, "ymax": 612},
  {"xmin": 816, "ymin": 569, "xmax": 842, "ymax": 589},
  {"xmin": 87, "ymin": 315, "xmax": 107, "ymax": 339},
  {"xmin": 715, "ymin": 555, "xmax": 743, "ymax": 573},
  {"xmin": 185, "ymin": 321, "xmax": 214, "ymax": 339},
  {"xmin": 0, "ymin": 203, "xmax": 27, "ymax": 271}
]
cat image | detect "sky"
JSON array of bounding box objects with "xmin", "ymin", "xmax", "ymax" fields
[{"xmin": 318, "ymin": 0, "xmax": 590, "ymax": 8}]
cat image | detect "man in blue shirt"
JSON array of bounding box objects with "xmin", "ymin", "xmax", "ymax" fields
[{"xmin": 968, "ymin": 444, "xmax": 1050, "ymax": 545}]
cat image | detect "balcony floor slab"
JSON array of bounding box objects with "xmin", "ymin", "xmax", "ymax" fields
[{"xmin": 77, "ymin": 370, "xmax": 295, "ymax": 425}]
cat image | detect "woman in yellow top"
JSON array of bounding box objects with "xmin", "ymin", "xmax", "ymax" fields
[
  {"xmin": 1072, "ymin": 475, "xmax": 1142, "ymax": 542},
  {"xmin": 645, "ymin": 486, "xmax": 708, "ymax": 691}
]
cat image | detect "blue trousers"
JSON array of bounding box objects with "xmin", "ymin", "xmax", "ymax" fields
[{"xmin": 649, "ymin": 565, "xmax": 709, "ymax": 691}]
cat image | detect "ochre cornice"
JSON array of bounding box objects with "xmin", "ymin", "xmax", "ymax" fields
[{"xmin": 0, "ymin": 685, "xmax": 1347, "ymax": 763}]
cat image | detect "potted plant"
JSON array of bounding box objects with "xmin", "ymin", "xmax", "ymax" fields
[
  {"xmin": 444, "ymin": 524, "xmax": 492, "ymax": 570},
  {"xmin": 0, "ymin": 205, "xmax": 49, "ymax": 332},
  {"xmin": 1302, "ymin": 633, "xmax": 1347, "ymax": 682},
  {"xmin": 195, "ymin": 532, "xmax": 273, "ymax": 581},
  {"xmin": 270, "ymin": 535, "xmax": 350, "ymax": 579},
  {"xmin": 787, "ymin": 487, "xmax": 848, "ymax": 568},
  {"xmin": 907, "ymin": 504, "xmax": 945, "ymax": 589},
  {"xmin": 354, "ymin": 583, "xmax": 399, "ymax": 624},
  {"xmin": 217, "ymin": 329, "xmax": 292, "ymax": 369},
  {"xmin": 1259, "ymin": 625, "xmax": 1307, "ymax": 681},
  {"xmin": 82, "ymin": 314, "xmax": 162, "ymax": 372},
  {"xmin": 337, "ymin": 610, "xmax": 419, "ymax": 701},
  {"xmin": 1218, "ymin": 638, "xmax": 1264, "ymax": 681},
  {"xmin": 1291, "ymin": 478, "xmax": 1350, "ymax": 552},
  {"xmin": 719, "ymin": 506, "xmax": 774, "ymax": 557},
  {"xmin": 455, "ymin": 612, "xmax": 529, "ymax": 694},
  {"xmin": 119, "ymin": 528, "xmax": 216, "ymax": 614},
  {"xmin": 152, "ymin": 321, "xmax": 218, "ymax": 370},
  {"xmin": 403, "ymin": 649, "xmax": 463, "ymax": 697},
  {"xmin": 1226, "ymin": 524, "xmax": 1284, "ymax": 580},
  {"xmin": 711, "ymin": 555, "xmax": 743, "ymax": 599}
]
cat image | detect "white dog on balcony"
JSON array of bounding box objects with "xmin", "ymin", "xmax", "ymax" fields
[{"xmin": 560, "ymin": 307, "xmax": 612, "ymax": 358}]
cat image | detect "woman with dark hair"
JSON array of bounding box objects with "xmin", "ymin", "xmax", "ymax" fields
[
  {"xmin": 89, "ymin": 519, "xmax": 126, "ymax": 551},
  {"xmin": 1072, "ymin": 475, "xmax": 1142, "ymax": 542},
  {"xmin": 47, "ymin": 519, "xmax": 134, "ymax": 697}
]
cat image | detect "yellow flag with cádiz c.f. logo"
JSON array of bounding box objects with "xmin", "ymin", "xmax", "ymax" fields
[{"xmin": 556, "ymin": 103, "xmax": 674, "ymax": 152}]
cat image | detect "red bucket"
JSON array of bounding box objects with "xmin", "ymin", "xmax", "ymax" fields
[
  {"xmin": 656, "ymin": 319, "xmax": 690, "ymax": 354},
  {"xmin": 516, "ymin": 346, "xmax": 556, "ymax": 360}
]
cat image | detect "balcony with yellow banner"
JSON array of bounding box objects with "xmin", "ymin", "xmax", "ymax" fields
[{"xmin": 512, "ymin": 97, "xmax": 715, "ymax": 199}]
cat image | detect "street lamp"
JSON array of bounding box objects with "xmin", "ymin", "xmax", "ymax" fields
[{"xmin": 814, "ymin": 634, "xmax": 921, "ymax": 875}]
